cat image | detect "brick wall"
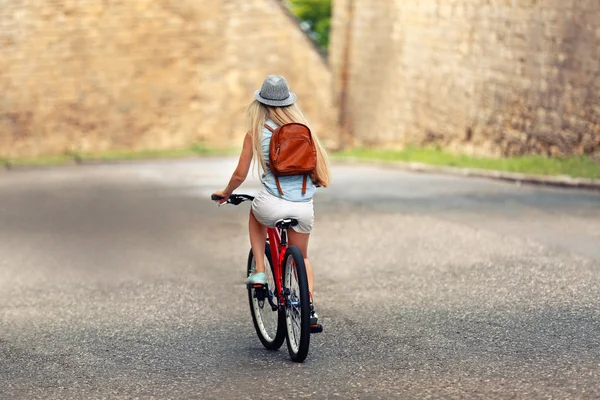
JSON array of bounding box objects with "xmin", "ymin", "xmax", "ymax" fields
[
  {"xmin": 330, "ymin": 0, "xmax": 600, "ymax": 157},
  {"xmin": 0, "ymin": 0, "xmax": 335, "ymax": 158}
]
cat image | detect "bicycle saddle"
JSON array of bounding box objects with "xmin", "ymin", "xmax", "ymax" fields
[{"xmin": 275, "ymin": 218, "xmax": 298, "ymax": 230}]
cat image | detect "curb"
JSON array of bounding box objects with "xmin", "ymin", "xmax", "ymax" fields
[
  {"xmin": 0, "ymin": 155, "xmax": 212, "ymax": 172},
  {"xmin": 2, "ymin": 159, "xmax": 77, "ymax": 172},
  {"xmin": 335, "ymin": 157, "xmax": 600, "ymax": 191},
  {"xmin": 1, "ymin": 151, "xmax": 240, "ymax": 173}
]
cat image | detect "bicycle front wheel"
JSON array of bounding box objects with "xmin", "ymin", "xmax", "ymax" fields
[
  {"xmin": 247, "ymin": 243, "xmax": 285, "ymax": 350},
  {"xmin": 283, "ymin": 246, "xmax": 311, "ymax": 362}
]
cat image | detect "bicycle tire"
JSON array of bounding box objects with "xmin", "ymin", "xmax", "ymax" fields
[
  {"xmin": 247, "ymin": 244, "xmax": 286, "ymax": 350},
  {"xmin": 282, "ymin": 246, "xmax": 311, "ymax": 362}
]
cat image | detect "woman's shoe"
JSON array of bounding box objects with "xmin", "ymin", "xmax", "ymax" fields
[
  {"xmin": 309, "ymin": 304, "xmax": 323, "ymax": 333},
  {"xmin": 310, "ymin": 303, "xmax": 319, "ymax": 325},
  {"xmin": 245, "ymin": 272, "xmax": 266, "ymax": 285}
]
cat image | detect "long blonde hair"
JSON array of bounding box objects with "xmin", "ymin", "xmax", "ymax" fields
[{"xmin": 246, "ymin": 100, "xmax": 331, "ymax": 187}]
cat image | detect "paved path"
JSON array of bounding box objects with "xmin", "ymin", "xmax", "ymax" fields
[{"xmin": 1, "ymin": 158, "xmax": 599, "ymax": 399}]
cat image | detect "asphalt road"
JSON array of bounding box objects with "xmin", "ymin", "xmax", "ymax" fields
[{"xmin": 1, "ymin": 158, "xmax": 599, "ymax": 399}]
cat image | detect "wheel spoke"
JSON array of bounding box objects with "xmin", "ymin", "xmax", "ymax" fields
[{"xmin": 250, "ymin": 253, "xmax": 279, "ymax": 343}]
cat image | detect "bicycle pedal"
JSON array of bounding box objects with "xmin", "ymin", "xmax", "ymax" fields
[{"xmin": 310, "ymin": 324, "xmax": 323, "ymax": 334}]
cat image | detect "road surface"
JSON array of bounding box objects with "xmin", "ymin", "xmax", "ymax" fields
[{"xmin": 1, "ymin": 158, "xmax": 599, "ymax": 399}]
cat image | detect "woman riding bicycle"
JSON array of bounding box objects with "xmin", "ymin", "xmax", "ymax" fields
[{"xmin": 212, "ymin": 74, "xmax": 331, "ymax": 325}]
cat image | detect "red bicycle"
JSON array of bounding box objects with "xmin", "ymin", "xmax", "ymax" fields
[{"xmin": 211, "ymin": 193, "xmax": 321, "ymax": 362}]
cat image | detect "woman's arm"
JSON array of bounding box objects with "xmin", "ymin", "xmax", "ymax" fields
[{"xmin": 212, "ymin": 132, "xmax": 253, "ymax": 203}]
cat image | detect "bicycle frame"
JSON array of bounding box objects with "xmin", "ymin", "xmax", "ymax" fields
[{"xmin": 266, "ymin": 226, "xmax": 288, "ymax": 309}]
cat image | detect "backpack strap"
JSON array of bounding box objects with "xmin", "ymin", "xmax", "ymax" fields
[
  {"xmin": 264, "ymin": 123, "xmax": 275, "ymax": 133},
  {"xmin": 275, "ymin": 176, "xmax": 284, "ymax": 196},
  {"xmin": 302, "ymin": 175, "xmax": 307, "ymax": 195},
  {"xmin": 274, "ymin": 175, "xmax": 306, "ymax": 195}
]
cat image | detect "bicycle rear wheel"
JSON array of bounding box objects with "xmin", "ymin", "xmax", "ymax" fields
[
  {"xmin": 247, "ymin": 243, "xmax": 285, "ymax": 350},
  {"xmin": 283, "ymin": 246, "xmax": 311, "ymax": 362}
]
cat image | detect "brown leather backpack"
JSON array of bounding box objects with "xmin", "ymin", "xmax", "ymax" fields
[{"xmin": 265, "ymin": 122, "xmax": 317, "ymax": 196}]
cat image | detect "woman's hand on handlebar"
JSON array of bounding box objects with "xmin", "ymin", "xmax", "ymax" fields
[{"xmin": 211, "ymin": 190, "xmax": 230, "ymax": 204}]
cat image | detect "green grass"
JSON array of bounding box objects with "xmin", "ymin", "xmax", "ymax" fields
[
  {"xmin": 2, "ymin": 144, "xmax": 239, "ymax": 167},
  {"xmin": 333, "ymin": 146, "xmax": 600, "ymax": 180},
  {"xmin": 2, "ymin": 154, "xmax": 75, "ymax": 167},
  {"xmin": 5, "ymin": 144, "xmax": 599, "ymax": 180}
]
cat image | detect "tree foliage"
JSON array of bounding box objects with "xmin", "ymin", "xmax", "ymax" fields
[{"xmin": 288, "ymin": 0, "xmax": 331, "ymax": 48}]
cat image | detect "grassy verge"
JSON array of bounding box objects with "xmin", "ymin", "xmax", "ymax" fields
[
  {"xmin": 2, "ymin": 144, "xmax": 239, "ymax": 168},
  {"xmin": 333, "ymin": 147, "xmax": 600, "ymax": 180},
  {"xmin": 1, "ymin": 154, "xmax": 75, "ymax": 167},
  {"xmin": 5, "ymin": 144, "xmax": 599, "ymax": 180}
]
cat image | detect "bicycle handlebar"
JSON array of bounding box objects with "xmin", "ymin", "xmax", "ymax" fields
[{"xmin": 211, "ymin": 193, "xmax": 255, "ymax": 205}]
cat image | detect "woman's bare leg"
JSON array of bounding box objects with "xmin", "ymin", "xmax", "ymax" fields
[
  {"xmin": 249, "ymin": 210, "xmax": 267, "ymax": 273},
  {"xmin": 288, "ymin": 229, "xmax": 313, "ymax": 294}
]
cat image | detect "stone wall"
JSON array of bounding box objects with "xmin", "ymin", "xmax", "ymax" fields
[
  {"xmin": 330, "ymin": 0, "xmax": 600, "ymax": 157},
  {"xmin": 0, "ymin": 0, "xmax": 335, "ymax": 158}
]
